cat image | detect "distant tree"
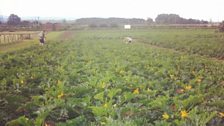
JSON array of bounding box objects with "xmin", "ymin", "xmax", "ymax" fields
[
  {"xmin": 52, "ymin": 23, "xmax": 56, "ymax": 31},
  {"xmin": 146, "ymin": 18, "xmax": 154, "ymax": 24},
  {"xmin": 155, "ymin": 14, "xmax": 181, "ymax": 24},
  {"xmin": 155, "ymin": 14, "xmax": 208, "ymax": 24},
  {"xmin": 99, "ymin": 24, "xmax": 108, "ymax": 27},
  {"xmin": 20, "ymin": 20, "xmax": 31, "ymax": 26},
  {"xmin": 62, "ymin": 19, "xmax": 66, "ymax": 24},
  {"xmin": 129, "ymin": 18, "xmax": 145, "ymax": 24},
  {"xmin": 201, "ymin": 20, "xmax": 208, "ymax": 24},
  {"xmin": 89, "ymin": 23, "xmax": 97, "ymax": 28},
  {"xmin": 110, "ymin": 23, "xmax": 119, "ymax": 28},
  {"xmin": 0, "ymin": 16, "xmax": 3, "ymax": 24},
  {"xmin": 7, "ymin": 14, "xmax": 21, "ymax": 25},
  {"xmin": 76, "ymin": 17, "xmax": 146, "ymax": 26},
  {"xmin": 219, "ymin": 21, "xmax": 224, "ymax": 32}
]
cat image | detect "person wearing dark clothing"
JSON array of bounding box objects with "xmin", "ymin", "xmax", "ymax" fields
[{"xmin": 39, "ymin": 30, "xmax": 46, "ymax": 45}]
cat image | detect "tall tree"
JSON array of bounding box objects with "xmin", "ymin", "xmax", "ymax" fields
[
  {"xmin": 146, "ymin": 18, "xmax": 154, "ymax": 24},
  {"xmin": 155, "ymin": 14, "xmax": 208, "ymax": 24},
  {"xmin": 7, "ymin": 14, "xmax": 21, "ymax": 25},
  {"xmin": 155, "ymin": 14, "xmax": 181, "ymax": 24},
  {"xmin": 219, "ymin": 21, "xmax": 224, "ymax": 32}
]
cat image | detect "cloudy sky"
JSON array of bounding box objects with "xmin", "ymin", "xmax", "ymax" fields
[{"xmin": 0, "ymin": 0, "xmax": 223, "ymax": 21}]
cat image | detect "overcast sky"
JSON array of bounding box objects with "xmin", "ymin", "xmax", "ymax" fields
[{"xmin": 0, "ymin": 0, "xmax": 223, "ymax": 21}]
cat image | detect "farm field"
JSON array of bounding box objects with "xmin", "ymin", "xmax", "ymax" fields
[
  {"xmin": 0, "ymin": 31, "xmax": 64, "ymax": 54},
  {"xmin": 0, "ymin": 28, "xmax": 224, "ymax": 126}
]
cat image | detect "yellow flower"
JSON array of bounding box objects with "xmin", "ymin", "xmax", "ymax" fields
[
  {"xmin": 196, "ymin": 77, "xmax": 203, "ymax": 83},
  {"xmin": 57, "ymin": 80, "xmax": 61, "ymax": 84},
  {"xmin": 197, "ymin": 79, "xmax": 201, "ymax": 83},
  {"xmin": 192, "ymin": 71, "xmax": 196, "ymax": 75},
  {"xmin": 185, "ymin": 85, "xmax": 192, "ymax": 90},
  {"xmin": 133, "ymin": 88, "xmax": 139, "ymax": 94},
  {"xmin": 219, "ymin": 112, "xmax": 224, "ymax": 118},
  {"xmin": 103, "ymin": 103, "xmax": 108, "ymax": 108},
  {"xmin": 170, "ymin": 74, "xmax": 174, "ymax": 79},
  {"xmin": 119, "ymin": 70, "xmax": 125, "ymax": 75},
  {"xmin": 100, "ymin": 82, "xmax": 106, "ymax": 88},
  {"xmin": 21, "ymin": 80, "xmax": 24, "ymax": 84},
  {"xmin": 147, "ymin": 88, "xmax": 151, "ymax": 92},
  {"xmin": 180, "ymin": 110, "xmax": 188, "ymax": 118},
  {"xmin": 57, "ymin": 92, "xmax": 64, "ymax": 99},
  {"xmin": 162, "ymin": 112, "xmax": 169, "ymax": 120}
]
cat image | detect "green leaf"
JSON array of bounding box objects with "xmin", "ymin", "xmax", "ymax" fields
[
  {"xmin": 6, "ymin": 116, "xmax": 33, "ymax": 126},
  {"xmin": 108, "ymin": 88, "xmax": 121, "ymax": 99},
  {"xmin": 94, "ymin": 91, "xmax": 105, "ymax": 102},
  {"xmin": 89, "ymin": 106, "xmax": 108, "ymax": 116}
]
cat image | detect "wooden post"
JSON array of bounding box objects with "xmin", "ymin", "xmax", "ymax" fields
[
  {"xmin": 13, "ymin": 34, "xmax": 15, "ymax": 42},
  {"xmin": 15, "ymin": 34, "xmax": 17, "ymax": 42},
  {"xmin": 7, "ymin": 35, "xmax": 10, "ymax": 43},
  {"xmin": 4, "ymin": 35, "xmax": 6, "ymax": 44},
  {"xmin": 18, "ymin": 34, "xmax": 21, "ymax": 40},
  {"xmin": 9, "ymin": 35, "xmax": 11, "ymax": 43},
  {"xmin": 12, "ymin": 35, "xmax": 14, "ymax": 42}
]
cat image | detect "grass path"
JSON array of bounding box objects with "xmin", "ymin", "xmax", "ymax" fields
[{"xmin": 0, "ymin": 31, "xmax": 64, "ymax": 54}]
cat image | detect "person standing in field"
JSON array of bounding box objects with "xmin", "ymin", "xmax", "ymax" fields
[{"xmin": 39, "ymin": 30, "xmax": 46, "ymax": 45}]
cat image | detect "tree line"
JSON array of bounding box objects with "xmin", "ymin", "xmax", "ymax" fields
[
  {"xmin": 0, "ymin": 14, "xmax": 40, "ymax": 27},
  {"xmin": 1, "ymin": 13, "xmax": 224, "ymax": 31},
  {"xmin": 155, "ymin": 14, "xmax": 208, "ymax": 24},
  {"xmin": 75, "ymin": 14, "xmax": 209, "ymax": 26},
  {"xmin": 75, "ymin": 17, "xmax": 146, "ymax": 27},
  {"xmin": 0, "ymin": 13, "xmax": 213, "ymax": 26}
]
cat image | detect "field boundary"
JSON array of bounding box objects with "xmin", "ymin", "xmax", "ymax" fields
[
  {"xmin": 0, "ymin": 32, "xmax": 38, "ymax": 45},
  {"xmin": 0, "ymin": 31, "xmax": 67, "ymax": 54}
]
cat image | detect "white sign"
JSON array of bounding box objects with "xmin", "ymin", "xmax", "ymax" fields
[{"xmin": 124, "ymin": 25, "xmax": 131, "ymax": 29}]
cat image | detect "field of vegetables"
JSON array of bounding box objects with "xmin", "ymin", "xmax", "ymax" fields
[
  {"xmin": 134, "ymin": 28, "xmax": 224, "ymax": 59},
  {"xmin": 0, "ymin": 28, "xmax": 224, "ymax": 126}
]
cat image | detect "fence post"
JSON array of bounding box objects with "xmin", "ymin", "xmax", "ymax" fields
[
  {"xmin": 0, "ymin": 32, "xmax": 37, "ymax": 45},
  {"xmin": 7, "ymin": 35, "xmax": 10, "ymax": 43},
  {"xmin": 4, "ymin": 35, "xmax": 6, "ymax": 44}
]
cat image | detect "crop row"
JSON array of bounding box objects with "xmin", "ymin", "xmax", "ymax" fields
[
  {"xmin": 135, "ymin": 28, "xmax": 224, "ymax": 59},
  {"xmin": 0, "ymin": 30, "xmax": 224, "ymax": 125},
  {"xmin": 87, "ymin": 28, "xmax": 224, "ymax": 59}
]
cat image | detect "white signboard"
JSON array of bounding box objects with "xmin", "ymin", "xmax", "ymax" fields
[{"xmin": 124, "ymin": 25, "xmax": 131, "ymax": 29}]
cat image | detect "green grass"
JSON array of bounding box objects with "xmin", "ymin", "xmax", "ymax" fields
[
  {"xmin": 0, "ymin": 29, "xmax": 224, "ymax": 126},
  {"xmin": 0, "ymin": 31, "xmax": 64, "ymax": 54}
]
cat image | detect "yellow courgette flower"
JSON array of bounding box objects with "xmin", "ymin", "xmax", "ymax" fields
[
  {"xmin": 103, "ymin": 103, "xmax": 108, "ymax": 108},
  {"xmin": 133, "ymin": 88, "xmax": 139, "ymax": 94},
  {"xmin": 162, "ymin": 112, "xmax": 169, "ymax": 120},
  {"xmin": 57, "ymin": 92, "xmax": 64, "ymax": 99},
  {"xmin": 180, "ymin": 110, "xmax": 188, "ymax": 118},
  {"xmin": 185, "ymin": 85, "xmax": 192, "ymax": 90}
]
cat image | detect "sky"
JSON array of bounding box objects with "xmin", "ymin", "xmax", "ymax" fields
[{"xmin": 0, "ymin": 0, "xmax": 224, "ymax": 21}]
